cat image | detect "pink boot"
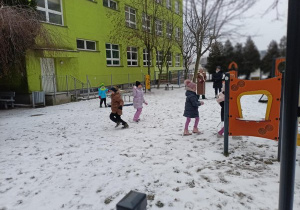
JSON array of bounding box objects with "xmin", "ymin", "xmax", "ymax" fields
[
  {"xmin": 217, "ymin": 127, "xmax": 224, "ymax": 138},
  {"xmin": 192, "ymin": 127, "xmax": 202, "ymax": 134},
  {"xmin": 183, "ymin": 130, "xmax": 192, "ymax": 136}
]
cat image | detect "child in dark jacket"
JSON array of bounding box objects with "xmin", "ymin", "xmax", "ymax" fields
[{"xmin": 183, "ymin": 79, "xmax": 204, "ymax": 136}]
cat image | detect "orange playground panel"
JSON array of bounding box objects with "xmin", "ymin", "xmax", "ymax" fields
[{"xmin": 228, "ymin": 76, "xmax": 282, "ymax": 140}]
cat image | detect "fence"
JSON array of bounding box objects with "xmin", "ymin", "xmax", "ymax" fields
[{"xmin": 153, "ymin": 70, "xmax": 195, "ymax": 87}]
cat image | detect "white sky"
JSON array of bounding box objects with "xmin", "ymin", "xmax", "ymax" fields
[{"xmin": 233, "ymin": 0, "xmax": 288, "ymax": 51}]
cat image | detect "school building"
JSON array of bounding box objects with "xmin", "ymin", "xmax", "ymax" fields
[{"xmin": 0, "ymin": 0, "xmax": 183, "ymax": 105}]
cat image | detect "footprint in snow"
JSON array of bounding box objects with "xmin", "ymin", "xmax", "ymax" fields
[{"xmin": 184, "ymin": 202, "xmax": 194, "ymax": 209}]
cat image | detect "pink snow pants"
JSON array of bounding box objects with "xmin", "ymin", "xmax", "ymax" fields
[
  {"xmin": 133, "ymin": 108, "xmax": 143, "ymax": 121},
  {"xmin": 185, "ymin": 117, "xmax": 199, "ymax": 130}
]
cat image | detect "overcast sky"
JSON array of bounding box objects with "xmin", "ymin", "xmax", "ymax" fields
[{"xmin": 233, "ymin": 0, "xmax": 288, "ymax": 51}]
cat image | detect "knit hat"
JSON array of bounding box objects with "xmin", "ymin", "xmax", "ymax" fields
[
  {"xmin": 110, "ymin": 87, "xmax": 118, "ymax": 93},
  {"xmin": 184, "ymin": 79, "xmax": 196, "ymax": 91},
  {"xmin": 136, "ymin": 81, "xmax": 141, "ymax": 87},
  {"xmin": 100, "ymin": 83, "xmax": 105, "ymax": 87},
  {"xmin": 216, "ymin": 66, "xmax": 221, "ymax": 70}
]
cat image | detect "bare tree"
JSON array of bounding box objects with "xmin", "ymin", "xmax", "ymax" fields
[
  {"xmin": 185, "ymin": 0, "xmax": 256, "ymax": 82},
  {"xmin": 0, "ymin": 3, "xmax": 61, "ymax": 78},
  {"xmin": 175, "ymin": 21, "xmax": 195, "ymax": 80}
]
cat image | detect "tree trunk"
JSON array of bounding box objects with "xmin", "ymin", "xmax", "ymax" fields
[{"xmin": 193, "ymin": 55, "xmax": 201, "ymax": 82}]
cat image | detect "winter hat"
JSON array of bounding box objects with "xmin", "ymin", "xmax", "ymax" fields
[
  {"xmin": 110, "ymin": 87, "xmax": 118, "ymax": 93},
  {"xmin": 184, "ymin": 79, "xmax": 196, "ymax": 91},
  {"xmin": 136, "ymin": 81, "xmax": 141, "ymax": 87},
  {"xmin": 216, "ymin": 66, "xmax": 221, "ymax": 70},
  {"xmin": 100, "ymin": 83, "xmax": 105, "ymax": 87}
]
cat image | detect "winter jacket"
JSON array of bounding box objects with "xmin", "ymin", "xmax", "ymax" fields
[
  {"xmin": 111, "ymin": 92, "xmax": 124, "ymax": 115},
  {"xmin": 183, "ymin": 90, "xmax": 201, "ymax": 118},
  {"xmin": 133, "ymin": 86, "xmax": 145, "ymax": 109},
  {"xmin": 197, "ymin": 72, "xmax": 206, "ymax": 95},
  {"xmin": 212, "ymin": 71, "xmax": 223, "ymax": 88},
  {"xmin": 98, "ymin": 87, "xmax": 109, "ymax": 98}
]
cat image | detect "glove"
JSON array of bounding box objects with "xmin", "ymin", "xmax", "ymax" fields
[
  {"xmin": 99, "ymin": 96, "xmax": 101, "ymax": 99},
  {"xmin": 118, "ymin": 106, "xmax": 123, "ymax": 110}
]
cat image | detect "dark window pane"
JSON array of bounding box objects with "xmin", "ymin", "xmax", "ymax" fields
[
  {"xmin": 128, "ymin": 61, "xmax": 131, "ymax": 65},
  {"xmin": 86, "ymin": 41, "xmax": 96, "ymax": 50},
  {"xmin": 48, "ymin": 0, "xmax": 61, "ymax": 12},
  {"xmin": 113, "ymin": 60, "xmax": 119, "ymax": 65},
  {"xmin": 107, "ymin": 60, "xmax": 112, "ymax": 65},
  {"xmin": 106, "ymin": 43, "xmax": 111, "ymax": 49},
  {"xmin": 112, "ymin": 45, "xmax": 118, "ymax": 50},
  {"xmin": 127, "ymin": 52, "xmax": 131, "ymax": 59},
  {"xmin": 37, "ymin": 0, "xmax": 45, "ymax": 8},
  {"xmin": 38, "ymin": 10, "xmax": 46, "ymax": 21},
  {"xmin": 49, "ymin": 13, "xmax": 62, "ymax": 25},
  {"xmin": 106, "ymin": 50, "xmax": 111, "ymax": 58},
  {"xmin": 112, "ymin": 51, "xmax": 119, "ymax": 58},
  {"xmin": 103, "ymin": 0, "xmax": 108, "ymax": 7},
  {"xmin": 110, "ymin": 1, "xmax": 117, "ymax": 9},
  {"xmin": 77, "ymin": 40, "xmax": 85, "ymax": 49},
  {"xmin": 132, "ymin": 53, "xmax": 137, "ymax": 60}
]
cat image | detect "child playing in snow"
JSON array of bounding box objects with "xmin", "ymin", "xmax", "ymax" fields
[
  {"xmin": 98, "ymin": 83, "xmax": 109, "ymax": 108},
  {"xmin": 216, "ymin": 82, "xmax": 225, "ymax": 137},
  {"xmin": 133, "ymin": 81, "xmax": 148, "ymax": 122},
  {"xmin": 183, "ymin": 79, "xmax": 204, "ymax": 136},
  {"xmin": 109, "ymin": 87, "xmax": 129, "ymax": 129}
]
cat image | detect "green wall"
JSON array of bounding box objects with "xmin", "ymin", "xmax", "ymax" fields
[{"xmin": 25, "ymin": 0, "xmax": 183, "ymax": 92}]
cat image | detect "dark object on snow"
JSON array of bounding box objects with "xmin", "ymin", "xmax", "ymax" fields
[{"xmin": 116, "ymin": 191, "xmax": 147, "ymax": 210}]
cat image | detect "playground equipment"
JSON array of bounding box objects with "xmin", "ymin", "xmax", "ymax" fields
[
  {"xmin": 224, "ymin": 73, "xmax": 282, "ymax": 145},
  {"xmin": 228, "ymin": 61, "xmax": 238, "ymax": 78}
]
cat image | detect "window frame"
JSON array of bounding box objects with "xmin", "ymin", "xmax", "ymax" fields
[
  {"xmin": 142, "ymin": 13, "xmax": 151, "ymax": 33},
  {"xmin": 167, "ymin": 52, "xmax": 172, "ymax": 67},
  {"xmin": 175, "ymin": 53, "xmax": 180, "ymax": 67},
  {"xmin": 166, "ymin": 0, "xmax": 172, "ymax": 10},
  {"xmin": 156, "ymin": 51, "xmax": 163, "ymax": 66},
  {"xmin": 77, "ymin": 39, "xmax": 97, "ymax": 51},
  {"xmin": 103, "ymin": 0, "xmax": 118, "ymax": 10},
  {"xmin": 155, "ymin": 19, "xmax": 163, "ymax": 36},
  {"xmin": 166, "ymin": 22, "xmax": 172, "ymax": 39},
  {"xmin": 37, "ymin": 0, "xmax": 64, "ymax": 25},
  {"xmin": 127, "ymin": 46, "xmax": 138, "ymax": 66},
  {"xmin": 175, "ymin": 1, "xmax": 180, "ymax": 14},
  {"xmin": 106, "ymin": 43, "xmax": 121, "ymax": 66},
  {"xmin": 125, "ymin": 5, "xmax": 137, "ymax": 29},
  {"xmin": 143, "ymin": 49, "xmax": 152, "ymax": 66},
  {"xmin": 175, "ymin": 27, "xmax": 181, "ymax": 40}
]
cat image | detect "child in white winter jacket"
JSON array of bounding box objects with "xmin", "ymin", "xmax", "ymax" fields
[{"xmin": 133, "ymin": 81, "xmax": 148, "ymax": 122}]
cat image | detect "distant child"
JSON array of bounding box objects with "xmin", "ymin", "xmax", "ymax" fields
[
  {"xmin": 183, "ymin": 79, "xmax": 204, "ymax": 136},
  {"xmin": 109, "ymin": 87, "xmax": 129, "ymax": 129},
  {"xmin": 216, "ymin": 82, "xmax": 225, "ymax": 137},
  {"xmin": 133, "ymin": 81, "xmax": 148, "ymax": 122},
  {"xmin": 98, "ymin": 83, "xmax": 109, "ymax": 108}
]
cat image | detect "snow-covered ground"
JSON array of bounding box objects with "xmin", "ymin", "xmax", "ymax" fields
[{"xmin": 0, "ymin": 82, "xmax": 299, "ymax": 210}]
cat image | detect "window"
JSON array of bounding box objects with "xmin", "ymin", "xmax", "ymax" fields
[
  {"xmin": 127, "ymin": 47, "xmax": 138, "ymax": 66},
  {"xmin": 175, "ymin": 27, "xmax": 181, "ymax": 40},
  {"xmin": 77, "ymin": 39, "xmax": 96, "ymax": 51},
  {"xmin": 103, "ymin": 0, "xmax": 118, "ymax": 10},
  {"xmin": 156, "ymin": 51, "xmax": 163, "ymax": 66},
  {"xmin": 175, "ymin": 53, "xmax": 180, "ymax": 66},
  {"xmin": 166, "ymin": 0, "xmax": 171, "ymax": 10},
  {"xmin": 106, "ymin": 43, "xmax": 120, "ymax": 66},
  {"xmin": 175, "ymin": 1, "xmax": 179, "ymax": 14},
  {"xmin": 167, "ymin": 52, "xmax": 172, "ymax": 66},
  {"xmin": 166, "ymin": 22, "xmax": 172, "ymax": 39},
  {"xmin": 37, "ymin": 0, "xmax": 63, "ymax": 25},
  {"xmin": 142, "ymin": 13, "xmax": 151, "ymax": 32},
  {"xmin": 155, "ymin": 19, "xmax": 163, "ymax": 36},
  {"xmin": 125, "ymin": 6, "xmax": 136, "ymax": 29},
  {"xmin": 143, "ymin": 49, "xmax": 152, "ymax": 66}
]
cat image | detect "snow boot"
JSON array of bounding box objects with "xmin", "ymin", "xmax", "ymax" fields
[
  {"xmin": 122, "ymin": 123, "xmax": 129, "ymax": 129},
  {"xmin": 192, "ymin": 127, "xmax": 202, "ymax": 134},
  {"xmin": 217, "ymin": 127, "xmax": 224, "ymax": 138},
  {"xmin": 115, "ymin": 121, "xmax": 121, "ymax": 128},
  {"xmin": 183, "ymin": 130, "xmax": 192, "ymax": 136}
]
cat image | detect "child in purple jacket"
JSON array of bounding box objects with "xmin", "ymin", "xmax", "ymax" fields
[{"xmin": 133, "ymin": 81, "xmax": 148, "ymax": 122}]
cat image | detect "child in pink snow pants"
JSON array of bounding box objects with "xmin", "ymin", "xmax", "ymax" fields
[
  {"xmin": 183, "ymin": 79, "xmax": 204, "ymax": 136},
  {"xmin": 133, "ymin": 81, "xmax": 148, "ymax": 122}
]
